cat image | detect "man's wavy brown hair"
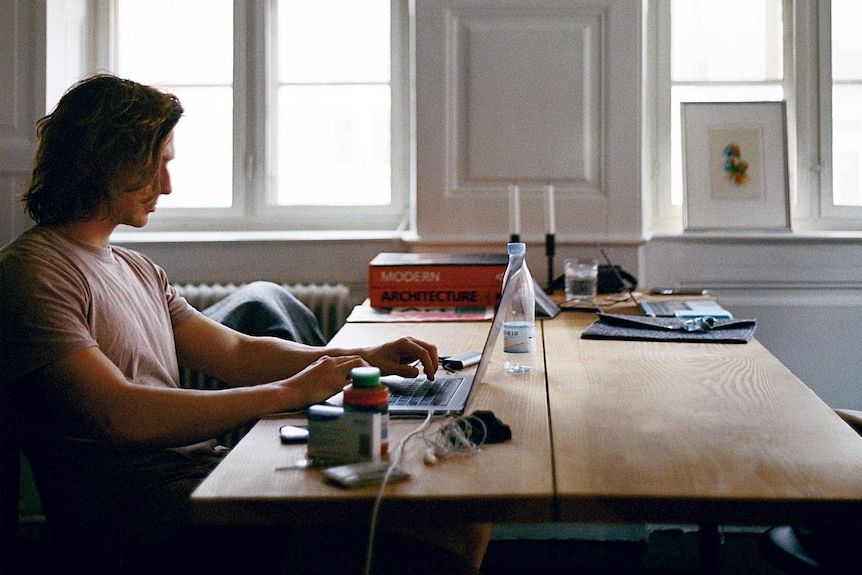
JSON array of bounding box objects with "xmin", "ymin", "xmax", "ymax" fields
[{"xmin": 22, "ymin": 74, "xmax": 184, "ymax": 225}]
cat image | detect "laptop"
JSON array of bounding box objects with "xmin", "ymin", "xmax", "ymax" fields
[
  {"xmin": 379, "ymin": 284, "xmax": 509, "ymax": 416},
  {"xmin": 324, "ymin": 261, "xmax": 519, "ymax": 416},
  {"xmin": 638, "ymin": 299, "xmax": 732, "ymax": 319},
  {"xmin": 598, "ymin": 246, "xmax": 733, "ymax": 319},
  {"xmin": 346, "ymin": 266, "xmax": 519, "ymax": 417}
]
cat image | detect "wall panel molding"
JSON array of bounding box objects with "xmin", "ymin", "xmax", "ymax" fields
[
  {"xmin": 0, "ymin": 0, "xmax": 45, "ymax": 173},
  {"xmin": 643, "ymin": 235, "xmax": 862, "ymax": 289},
  {"xmin": 445, "ymin": 7, "xmax": 605, "ymax": 196},
  {"xmin": 0, "ymin": 0, "xmax": 45, "ymax": 244},
  {"xmin": 416, "ymin": 0, "xmax": 641, "ymax": 244}
]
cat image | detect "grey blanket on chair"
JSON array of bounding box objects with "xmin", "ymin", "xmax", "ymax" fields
[{"xmin": 202, "ymin": 281, "xmax": 326, "ymax": 346}]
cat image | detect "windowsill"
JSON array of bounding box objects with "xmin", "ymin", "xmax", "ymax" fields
[
  {"xmin": 649, "ymin": 229, "xmax": 862, "ymax": 242},
  {"xmin": 111, "ymin": 229, "xmax": 418, "ymax": 244},
  {"xmin": 111, "ymin": 227, "xmax": 862, "ymax": 246}
]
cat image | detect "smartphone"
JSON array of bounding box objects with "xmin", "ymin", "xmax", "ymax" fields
[
  {"xmin": 322, "ymin": 461, "xmax": 410, "ymax": 488},
  {"xmin": 649, "ymin": 288, "xmax": 708, "ymax": 296},
  {"xmin": 279, "ymin": 425, "xmax": 309, "ymax": 444}
]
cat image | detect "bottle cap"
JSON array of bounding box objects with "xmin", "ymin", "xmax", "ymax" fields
[
  {"xmin": 508, "ymin": 242, "xmax": 526, "ymax": 255},
  {"xmin": 350, "ymin": 366, "xmax": 382, "ymax": 388}
]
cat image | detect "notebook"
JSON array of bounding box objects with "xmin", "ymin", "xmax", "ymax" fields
[{"xmin": 597, "ymin": 247, "xmax": 732, "ymax": 319}]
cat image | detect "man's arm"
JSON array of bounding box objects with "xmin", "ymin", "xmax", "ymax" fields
[
  {"xmin": 35, "ymin": 344, "xmax": 362, "ymax": 447},
  {"xmin": 173, "ymin": 314, "xmax": 326, "ymax": 386},
  {"xmin": 29, "ymin": 316, "xmax": 439, "ymax": 448},
  {"xmin": 174, "ymin": 314, "xmax": 440, "ymax": 386}
]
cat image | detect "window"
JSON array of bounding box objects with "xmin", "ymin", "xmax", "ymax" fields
[
  {"xmin": 827, "ymin": 0, "xmax": 862, "ymax": 209},
  {"xmin": 652, "ymin": 0, "xmax": 862, "ymax": 231},
  {"xmin": 275, "ymin": 1, "xmax": 392, "ymax": 208},
  {"xmin": 116, "ymin": 0, "xmax": 234, "ymax": 210},
  {"xmin": 62, "ymin": 0, "xmax": 410, "ymax": 233},
  {"xmin": 670, "ymin": 0, "xmax": 784, "ymax": 207}
]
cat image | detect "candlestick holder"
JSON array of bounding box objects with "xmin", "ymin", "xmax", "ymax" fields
[{"xmin": 545, "ymin": 233, "xmax": 555, "ymax": 294}]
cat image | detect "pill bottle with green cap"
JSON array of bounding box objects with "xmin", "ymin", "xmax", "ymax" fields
[{"xmin": 343, "ymin": 366, "xmax": 389, "ymax": 455}]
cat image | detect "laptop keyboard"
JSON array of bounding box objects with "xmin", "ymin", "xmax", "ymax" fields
[{"xmin": 387, "ymin": 375, "xmax": 463, "ymax": 407}]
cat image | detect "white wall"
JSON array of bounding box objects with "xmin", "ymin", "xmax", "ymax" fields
[{"xmin": 2, "ymin": 0, "xmax": 861, "ymax": 409}]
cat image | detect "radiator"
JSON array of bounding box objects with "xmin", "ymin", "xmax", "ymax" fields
[{"xmin": 172, "ymin": 281, "xmax": 351, "ymax": 447}]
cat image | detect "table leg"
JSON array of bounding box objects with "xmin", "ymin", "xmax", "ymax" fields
[{"xmin": 698, "ymin": 523, "xmax": 721, "ymax": 575}]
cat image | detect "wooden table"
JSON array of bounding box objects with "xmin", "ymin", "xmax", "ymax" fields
[
  {"xmin": 191, "ymin": 320, "xmax": 554, "ymax": 526},
  {"xmin": 191, "ymin": 309, "xmax": 862, "ymax": 531},
  {"xmin": 546, "ymin": 311, "xmax": 862, "ymax": 526}
]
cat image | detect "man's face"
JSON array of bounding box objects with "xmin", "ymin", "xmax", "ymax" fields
[{"xmin": 108, "ymin": 133, "xmax": 175, "ymax": 228}]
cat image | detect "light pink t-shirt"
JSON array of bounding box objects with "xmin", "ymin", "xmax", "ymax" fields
[
  {"xmin": 0, "ymin": 225, "xmax": 200, "ymax": 437},
  {"xmin": 0, "ymin": 226, "xmax": 227, "ymax": 566}
]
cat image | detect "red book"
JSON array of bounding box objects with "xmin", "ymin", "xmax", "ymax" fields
[{"xmin": 368, "ymin": 253, "xmax": 507, "ymax": 308}]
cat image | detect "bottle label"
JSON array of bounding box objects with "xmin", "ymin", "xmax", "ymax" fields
[
  {"xmin": 503, "ymin": 322, "xmax": 536, "ymax": 353},
  {"xmin": 344, "ymin": 390, "xmax": 389, "ymax": 455}
]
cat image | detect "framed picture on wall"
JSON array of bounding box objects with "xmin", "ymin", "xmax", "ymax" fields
[{"xmin": 681, "ymin": 102, "xmax": 790, "ymax": 231}]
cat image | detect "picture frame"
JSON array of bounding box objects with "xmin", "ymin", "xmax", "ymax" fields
[{"xmin": 681, "ymin": 102, "xmax": 790, "ymax": 231}]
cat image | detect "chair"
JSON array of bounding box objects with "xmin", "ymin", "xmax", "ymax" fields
[
  {"xmin": 0, "ymin": 396, "xmax": 22, "ymax": 573},
  {"xmin": 760, "ymin": 526, "xmax": 822, "ymax": 573},
  {"xmin": 760, "ymin": 409, "xmax": 862, "ymax": 573}
]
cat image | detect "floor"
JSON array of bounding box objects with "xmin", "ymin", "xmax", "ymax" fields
[{"xmin": 480, "ymin": 528, "xmax": 788, "ymax": 574}]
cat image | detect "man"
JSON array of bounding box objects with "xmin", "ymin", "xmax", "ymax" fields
[{"xmin": 0, "ymin": 75, "xmax": 486, "ymax": 574}]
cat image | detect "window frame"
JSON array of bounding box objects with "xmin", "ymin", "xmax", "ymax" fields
[
  {"xmin": 815, "ymin": 0, "xmax": 862, "ymax": 226},
  {"xmin": 87, "ymin": 0, "xmax": 412, "ymax": 235}
]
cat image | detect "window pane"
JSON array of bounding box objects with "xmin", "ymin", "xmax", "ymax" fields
[
  {"xmin": 276, "ymin": 85, "xmax": 390, "ymax": 206},
  {"xmin": 671, "ymin": 0, "xmax": 783, "ymax": 82},
  {"xmin": 832, "ymin": 0, "xmax": 862, "ymax": 207},
  {"xmin": 832, "ymin": 86, "xmax": 862, "ymax": 207},
  {"xmin": 832, "ymin": 0, "xmax": 862, "ymax": 81},
  {"xmin": 276, "ymin": 0, "xmax": 392, "ymax": 208},
  {"xmin": 116, "ymin": 0, "xmax": 233, "ymax": 85},
  {"xmin": 115, "ymin": 0, "xmax": 234, "ymax": 211},
  {"xmin": 159, "ymin": 87, "xmax": 233, "ymax": 209},
  {"xmin": 278, "ymin": 0, "xmax": 389, "ymax": 83}
]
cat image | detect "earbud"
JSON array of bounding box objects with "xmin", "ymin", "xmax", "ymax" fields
[{"xmin": 423, "ymin": 447, "xmax": 438, "ymax": 465}]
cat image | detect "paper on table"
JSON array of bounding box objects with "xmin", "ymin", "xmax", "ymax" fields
[{"xmin": 346, "ymin": 301, "xmax": 494, "ymax": 323}]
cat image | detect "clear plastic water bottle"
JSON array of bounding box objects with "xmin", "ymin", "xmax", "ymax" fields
[{"xmin": 502, "ymin": 242, "xmax": 535, "ymax": 373}]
